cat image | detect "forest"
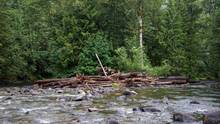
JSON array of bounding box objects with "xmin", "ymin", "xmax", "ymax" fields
[{"xmin": 0, "ymin": 0, "xmax": 220, "ymax": 82}]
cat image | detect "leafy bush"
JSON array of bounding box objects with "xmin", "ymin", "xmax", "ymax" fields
[
  {"xmin": 146, "ymin": 61, "xmax": 171, "ymax": 76},
  {"xmin": 115, "ymin": 36, "xmax": 149, "ymax": 71},
  {"xmin": 75, "ymin": 32, "xmax": 113, "ymax": 75},
  {"xmin": 115, "ymin": 35, "xmax": 171, "ymax": 76}
]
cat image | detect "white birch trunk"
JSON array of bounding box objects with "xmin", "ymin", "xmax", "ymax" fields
[
  {"xmin": 139, "ymin": 16, "xmax": 143, "ymax": 49},
  {"xmin": 139, "ymin": 15, "xmax": 144, "ymax": 68}
]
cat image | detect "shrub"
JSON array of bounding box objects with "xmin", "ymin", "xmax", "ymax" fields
[
  {"xmin": 75, "ymin": 32, "xmax": 113, "ymax": 75},
  {"xmin": 115, "ymin": 35, "xmax": 171, "ymax": 76}
]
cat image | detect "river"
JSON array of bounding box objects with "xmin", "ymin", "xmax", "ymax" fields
[{"xmin": 0, "ymin": 82, "xmax": 219, "ymax": 124}]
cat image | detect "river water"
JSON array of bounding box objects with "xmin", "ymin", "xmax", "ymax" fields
[{"xmin": 0, "ymin": 82, "xmax": 219, "ymax": 124}]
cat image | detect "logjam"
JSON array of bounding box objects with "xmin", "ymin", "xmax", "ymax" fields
[{"xmin": 34, "ymin": 72, "xmax": 189, "ymax": 89}]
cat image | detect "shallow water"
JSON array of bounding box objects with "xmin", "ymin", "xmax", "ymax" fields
[{"xmin": 0, "ymin": 83, "xmax": 219, "ymax": 124}]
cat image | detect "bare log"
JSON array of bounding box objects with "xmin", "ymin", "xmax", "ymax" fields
[{"xmin": 34, "ymin": 72, "xmax": 189, "ymax": 89}]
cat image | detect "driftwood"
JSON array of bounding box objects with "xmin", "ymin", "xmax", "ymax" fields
[
  {"xmin": 34, "ymin": 72, "xmax": 189, "ymax": 89},
  {"xmin": 95, "ymin": 53, "xmax": 107, "ymax": 77}
]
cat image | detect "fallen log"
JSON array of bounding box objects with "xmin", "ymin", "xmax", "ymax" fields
[{"xmin": 34, "ymin": 73, "xmax": 189, "ymax": 89}]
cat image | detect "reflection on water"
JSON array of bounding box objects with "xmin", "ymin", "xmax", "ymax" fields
[{"xmin": 0, "ymin": 83, "xmax": 219, "ymax": 124}]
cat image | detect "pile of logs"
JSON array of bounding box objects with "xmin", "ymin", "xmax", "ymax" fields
[{"xmin": 34, "ymin": 72, "xmax": 189, "ymax": 89}]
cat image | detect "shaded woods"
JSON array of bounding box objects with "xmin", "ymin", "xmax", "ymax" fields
[{"xmin": 0, "ymin": 0, "xmax": 220, "ymax": 82}]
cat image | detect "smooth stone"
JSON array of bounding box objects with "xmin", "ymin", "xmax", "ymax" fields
[
  {"xmin": 23, "ymin": 89, "xmax": 30, "ymax": 93},
  {"xmin": 25, "ymin": 111, "xmax": 30, "ymax": 115},
  {"xmin": 139, "ymin": 107, "xmax": 161, "ymax": 113},
  {"xmin": 6, "ymin": 90, "xmax": 11, "ymax": 94},
  {"xmin": 73, "ymin": 90, "xmax": 86, "ymax": 101},
  {"xmin": 190, "ymin": 101, "xmax": 200, "ymax": 104},
  {"xmin": 122, "ymin": 90, "xmax": 137, "ymax": 96},
  {"xmin": 133, "ymin": 106, "xmax": 161, "ymax": 113},
  {"xmin": 107, "ymin": 119, "xmax": 119, "ymax": 124},
  {"xmin": 73, "ymin": 96, "xmax": 84, "ymax": 101},
  {"xmin": 88, "ymin": 108, "xmax": 99, "ymax": 112},
  {"xmin": 173, "ymin": 113, "xmax": 196, "ymax": 122},
  {"xmin": 10, "ymin": 93, "xmax": 15, "ymax": 96},
  {"xmin": 3, "ymin": 97, "xmax": 12, "ymax": 101},
  {"xmin": 30, "ymin": 90, "xmax": 40, "ymax": 95},
  {"xmin": 56, "ymin": 89, "xmax": 64, "ymax": 94},
  {"xmin": 56, "ymin": 98, "xmax": 66, "ymax": 102},
  {"xmin": 203, "ymin": 111, "xmax": 220, "ymax": 124},
  {"xmin": 132, "ymin": 108, "xmax": 138, "ymax": 111}
]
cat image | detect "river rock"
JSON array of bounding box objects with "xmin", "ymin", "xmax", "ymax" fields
[
  {"xmin": 6, "ymin": 90, "xmax": 11, "ymax": 94},
  {"xmin": 133, "ymin": 106, "xmax": 161, "ymax": 113},
  {"xmin": 122, "ymin": 89, "xmax": 137, "ymax": 96},
  {"xmin": 30, "ymin": 90, "xmax": 40, "ymax": 95},
  {"xmin": 173, "ymin": 113, "xmax": 196, "ymax": 122},
  {"xmin": 3, "ymin": 96, "xmax": 12, "ymax": 101},
  {"xmin": 56, "ymin": 89, "xmax": 64, "ymax": 94},
  {"xmin": 203, "ymin": 111, "xmax": 220, "ymax": 124},
  {"xmin": 73, "ymin": 90, "xmax": 86, "ymax": 101},
  {"xmin": 140, "ymin": 107, "xmax": 161, "ymax": 113},
  {"xmin": 107, "ymin": 119, "xmax": 119, "ymax": 124},
  {"xmin": 190, "ymin": 101, "xmax": 200, "ymax": 104},
  {"xmin": 132, "ymin": 107, "xmax": 139, "ymax": 111},
  {"xmin": 21, "ymin": 86, "xmax": 33, "ymax": 95},
  {"xmin": 88, "ymin": 107, "xmax": 99, "ymax": 112}
]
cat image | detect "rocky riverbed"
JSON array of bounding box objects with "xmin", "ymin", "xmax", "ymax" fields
[{"xmin": 0, "ymin": 82, "xmax": 220, "ymax": 124}]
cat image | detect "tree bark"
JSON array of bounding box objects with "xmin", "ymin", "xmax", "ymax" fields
[{"xmin": 138, "ymin": 0, "xmax": 144, "ymax": 68}]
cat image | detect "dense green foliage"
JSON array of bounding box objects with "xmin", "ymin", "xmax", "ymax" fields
[{"xmin": 0, "ymin": 0, "xmax": 219, "ymax": 81}]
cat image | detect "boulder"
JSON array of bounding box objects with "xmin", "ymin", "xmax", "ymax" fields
[
  {"xmin": 133, "ymin": 106, "xmax": 161, "ymax": 113},
  {"xmin": 122, "ymin": 89, "xmax": 137, "ymax": 96},
  {"xmin": 139, "ymin": 107, "xmax": 161, "ymax": 113},
  {"xmin": 203, "ymin": 111, "xmax": 220, "ymax": 124},
  {"xmin": 56, "ymin": 89, "xmax": 64, "ymax": 94},
  {"xmin": 107, "ymin": 119, "xmax": 119, "ymax": 124},
  {"xmin": 190, "ymin": 101, "xmax": 200, "ymax": 104},
  {"xmin": 73, "ymin": 90, "xmax": 86, "ymax": 101},
  {"xmin": 3, "ymin": 96, "xmax": 12, "ymax": 101},
  {"xmin": 88, "ymin": 108, "xmax": 99, "ymax": 112},
  {"xmin": 173, "ymin": 113, "xmax": 196, "ymax": 122}
]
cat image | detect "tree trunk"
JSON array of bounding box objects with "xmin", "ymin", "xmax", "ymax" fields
[{"xmin": 138, "ymin": 1, "xmax": 144, "ymax": 68}]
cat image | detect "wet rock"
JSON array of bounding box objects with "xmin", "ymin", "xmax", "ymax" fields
[
  {"xmin": 88, "ymin": 108, "xmax": 98, "ymax": 112},
  {"xmin": 132, "ymin": 108, "xmax": 138, "ymax": 111},
  {"xmin": 73, "ymin": 90, "xmax": 86, "ymax": 101},
  {"xmin": 133, "ymin": 106, "xmax": 161, "ymax": 113},
  {"xmin": 190, "ymin": 101, "xmax": 200, "ymax": 104},
  {"xmin": 107, "ymin": 119, "xmax": 119, "ymax": 124},
  {"xmin": 25, "ymin": 111, "xmax": 30, "ymax": 115},
  {"xmin": 6, "ymin": 90, "xmax": 11, "ymax": 94},
  {"xmin": 140, "ymin": 107, "xmax": 161, "ymax": 113},
  {"xmin": 85, "ymin": 91, "xmax": 93, "ymax": 100},
  {"xmin": 56, "ymin": 89, "xmax": 64, "ymax": 94},
  {"xmin": 10, "ymin": 93, "xmax": 15, "ymax": 96},
  {"xmin": 173, "ymin": 113, "xmax": 196, "ymax": 122},
  {"xmin": 122, "ymin": 89, "xmax": 137, "ymax": 96},
  {"xmin": 73, "ymin": 96, "xmax": 84, "ymax": 101},
  {"xmin": 30, "ymin": 90, "xmax": 40, "ymax": 95},
  {"xmin": 23, "ymin": 88, "xmax": 30, "ymax": 93},
  {"xmin": 3, "ymin": 96, "xmax": 12, "ymax": 101},
  {"xmin": 203, "ymin": 111, "xmax": 220, "ymax": 124},
  {"xmin": 56, "ymin": 97, "xmax": 66, "ymax": 102}
]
